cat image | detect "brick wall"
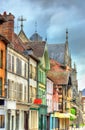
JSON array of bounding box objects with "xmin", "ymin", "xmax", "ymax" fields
[{"xmin": 0, "ymin": 12, "xmax": 14, "ymax": 42}]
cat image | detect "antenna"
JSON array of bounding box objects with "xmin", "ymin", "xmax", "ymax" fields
[{"xmin": 18, "ymin": 16, "xmax": 26, "ymax": 31}]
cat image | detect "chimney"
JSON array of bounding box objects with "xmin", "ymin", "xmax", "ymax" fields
[{"xmin": 0, "ymin": 12, "xmax": 15, "ymax": 42}]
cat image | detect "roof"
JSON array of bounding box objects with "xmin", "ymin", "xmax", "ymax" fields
[
  {"xmin": 47, "ymin": 59, "xmax": 70, "ymax": 85},
  {"xmin": 47, "ymin": 71, "xmax": 69, "ymax": 85},
  {"xmin": 50, "ymin": 58, "xmax": 66, "ymax": 72},
  {"xmin": 0, "ymin": 34, "xmax": 10, "ymax": 44},
  {"xmin": 30, "ymin": 32, "xmax": 42, "ymax": 41},
  {"xmin": 26, "ymin": 41, "xmax": 46, "ymax": 58},
  {"xmin": 11, "ymin": 33, "xmax": 26, "ymax": 53},
  {"xmin": 18, "ymin": 30, "xmax": 31, "ymax": 43},
  {"xmin": 47, "ymin": 43, "xmax": 66, "ymax": 64}
]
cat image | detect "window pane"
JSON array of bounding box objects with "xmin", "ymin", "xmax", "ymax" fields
[
  {"xmin": 8, "ymin": 54, "xmax": 11, "ymax": 71},
  {"xmin": 16, "ymin": 58, "xmax": 22, "ymax": 75},
  {"xmin": 12, "ymin": 56, "xmax": 14, "ymax": 72}
]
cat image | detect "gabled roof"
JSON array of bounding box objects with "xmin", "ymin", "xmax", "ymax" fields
[
  {"xmin": 47, "ymin": 71, "xmax": 69, "ymax": 85},
  {"xmin": 47, "ymin": 59, "xmax": 71, "ymax": 85},
  {"xmin": 47, "ymin": 43, "xmax": 66, "ymax": 64},
  {"xmin": 11, "ymin": 33, "xmax": 26, "ymax": 53},
  {"xmin": 18, "ymin": 30, "xmax": 30, "ymax": 43}
]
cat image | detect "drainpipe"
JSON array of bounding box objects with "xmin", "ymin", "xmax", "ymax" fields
[
  {"xmin": 5, "ymin": 45, "xmax": 8, "ymax": 98},
  {"xmin": 28, "ymin": 57, "xmax": 30, "ymax": 130}
]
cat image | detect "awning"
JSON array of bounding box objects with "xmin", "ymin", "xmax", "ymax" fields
[
  {"xmin": 52, "ymin": 112, "xmax": 69, "ymax": 118},
  {"xmin": 52, "ymin": 112, "xmax": 76, "ymax": 119}
]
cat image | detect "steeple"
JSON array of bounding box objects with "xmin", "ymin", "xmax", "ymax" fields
[
  {"xmin": 18, "ymin": 16, "xmax": 26, "ymax": 31},
  {"xmin": 66, "ymin": 28, "xmax": 68, "ymax": 44},
  {"xmin": 74, "ymin": 62, "xmax": 77, "ymax": 72}
]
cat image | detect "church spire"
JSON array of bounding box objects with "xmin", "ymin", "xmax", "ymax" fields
[
  {"xmin": 18, "ymin": 16, "xmax": 26, "ymax": 31},
  {"xmin": 66, "ymin": 28, "xmax": 68, "ymax": 44},
  {"xmin": 35, "ymin": 21, "xmax": 37, "ymax": 33},
  {"xmin": 74, "ymin": 62, "xmax": 77, "ymax": 71}
]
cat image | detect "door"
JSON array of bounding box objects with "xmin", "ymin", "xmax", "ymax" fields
[{"xmin": 47, "ymin": 116, "xmax": 50, "ymax": 130}]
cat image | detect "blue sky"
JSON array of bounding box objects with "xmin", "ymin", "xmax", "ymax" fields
[{"xmin": 0, "ymin": 0, "xmax": 85, "ymax": 90}]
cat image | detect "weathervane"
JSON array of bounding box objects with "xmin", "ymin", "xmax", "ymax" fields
[{"xmin": 18, "ymin": 16, "xmax": 26, "ymax": 31}]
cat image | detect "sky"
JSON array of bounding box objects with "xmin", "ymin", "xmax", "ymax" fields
[{"xmin": 0, "ymin": 0, "xmax": 85, "ymax": 90}]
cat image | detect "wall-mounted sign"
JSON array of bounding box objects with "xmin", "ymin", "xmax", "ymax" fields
[{"xmin": 33, "ymin": 98, "xmax": 42, "ymax": 105}]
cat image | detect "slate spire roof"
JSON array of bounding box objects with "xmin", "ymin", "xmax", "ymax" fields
[
  {"xmin": 47, "ymin": 29, "xmax": 71, "ymax": 67},
  {"xmin": 47, "ymin": 43, "xmax": 66, "ymax": 64},
  {"xmin": 30, "ymin": 32, "xmax": 42, "ymax": 42}
]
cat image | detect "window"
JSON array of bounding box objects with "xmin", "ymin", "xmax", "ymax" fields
[
  {"xmin": 24, "ymin": 86, "xmax": 27, "ymax": 101},
  {"xmin": 32, "ymin": 66, "xmax": 36, "ymax": 80},
  {"xmin": 8, "ymin": 54, "xmax": 11, "ymax": 71},
  {"xmin": 0, "ymin": 78, "xmax": 2, "ymax": 95},
  {"xmin": 16, "ymin": 58, "xmax": 22, "ymax": 75},
  {"xmin": 12, "ymin": 56, "xmax": 14, "ymax": 72},
  {"xmin": 0, "ymin": 50, "xmax": 3, "ymax": 68},
  {"xmin": 0, "ymin": 115, "xmax": 5, "ymax": 128},
  {"xmin": 29, "ymin": 64, "xmax": 32, "ymax": 78},
  {"xmin": 17, "ymin": 83, "xmax": 22, "ymax": 101},
  {"xmin": 24, "ymin": 63, "xmax": 26, "ymax": 78}
]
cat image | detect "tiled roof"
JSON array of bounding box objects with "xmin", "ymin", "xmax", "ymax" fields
[
  {"xmin": 47, "ymin": 71, "xmax": 69, "ymax": 85},
  {"xmin": 26, "ymin": 41, "xmax": 46, "ymax": 58},
  {"xmin": 0, "ymin": 34, "xmax": 10, "ymax": 44},
  {"xmin": 47, "ymin": 43, "xmax": 65, "ymax": 64},
  {"xmin": 47, "ymin": 59, "xmax": 70, "ymax": 85},
  {"xmin": 50, "ymin": 59, "xmax": 66, "ymax": 72},
  {"xmin": 8, "ymin": 33, "xmax": 28, "ymax": 55},
  {"xmin": 12, "ymin": 33, "xmax": 26, "ymax": 53}
]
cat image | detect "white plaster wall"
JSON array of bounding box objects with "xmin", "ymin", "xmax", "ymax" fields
[
  {"xmin": 47, "ymin": 78, "xmax": 53, "ymax": 94},
  {"xmin": 29, "ymin": 57, "xmax": 37, "ymax": 88},
  {"xmin": 47, "ymin": 94, "xmax": 53, "ymax": 113},
  {"xmin": 8, "ymin": 72, "xmax": 28, "ymax": 101},
  {"xmin": 29, "ymin": 57, "xmax": 37, "ymax": 67},
  {"xmin": 7, "ymin": 47, "xmax": 28, "ymax": 78}
]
